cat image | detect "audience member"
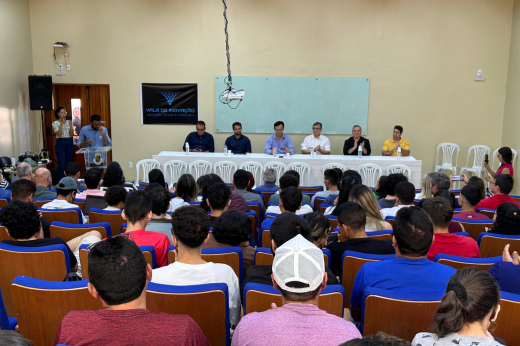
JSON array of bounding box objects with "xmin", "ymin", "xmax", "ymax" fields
[
  {"xmin": 100, "ymin": 162, "xmax": 137, "ymax": 192},
  {"xmin": 0, "ymin": 172, "xmax": 8, "ymax": 190},
  {"xmin": 432, "ymin": 189, "xmax": 465, "ymax": 233},
  {"xmin": 475, "ymin": 174, "xmax": 520, "ymax": 210},
  {"xmin": 326, "ymin": 175, "xmax": 361, "ymax": 215},
  {"xmin": 198, "ymin": 174, "xmax": 249, "ymax": 213},
  {"xmin": 11, "ymin": 179, "xmax": 50, "ymax": 237},
  {"xmin": 350, "ymin": 207, "xmax": 456, "ymax": 323},
  {"xmin": 64, "ymin": 162, "xmax": 87, "ymax": 191},
  {"xmin": 55, "ymin": 236, "xmax": 210, "ymax": 346},
  {"xmin": 380, "ymin": 181, "xmax": 415, "ymax": 218},
  {"xmin": 145, "ymin": 187, "xmax": 174, "ymax": 243},
  {"xmin": 412, "ymin": 267, "xmax": 502, "ymax": 346},
  {"xmin": 488, "ymin": 202, "xmax": 520, "ymax": 235},
  {"xmin": 373, "ymin": 175, "xmax": 388, "ymax": 199},
  {"xmin": 454, "ymin": 185, "xmax": 489, "ymax": 220},
  {"xmin": 467, "ymin": 175, "xmax": 486, "ymax": 199},
  {"xmin": 204, "ymin": 209, "xmax": 255, "ymax": 272},
  {"xmin": 122, "ymin": 190, "xmax": 170, "ymax": 267},
  {"xmin": 206, "ymin": 183, "xmax": 232, "ymax": 226},
  {"xmin": 76, "ymin": 168, "xmax": 105, "ymax": 199},
  {"xmin": 245, "ymin": 171, "xmax": 261, "ymax": 194},
  {"xmin": 268, "ymin": 170, "xmax": 312, "ymax": 205},
  {"xmin": 232, "ymin": 234, "xmax": 361, "ymax": 346},
  {"xmin": 377, "ymin": 173, "xmax": 408, "ymax": 208},
  {"xmin": 323, "ymin": 169, "xmax": 362, "ymax": 205},
  {"xmin": 5, "ymin": 162, "xmax": 34, "ymax": 190},
  {"xmin": 423, "ymin": 197, "xmax": 480, "ymax": 261},
  {"xmin": 488, "ymin": 244, "xmax": 520, "ymax": 295},
  {"xmin": 339, "ymin": 332, "xmax": 410, "ymax": 346},
  {"xmin": 148, "ymin": 168, "xmax": 166, "ymax": 188},
  {"xmin": 33, "ymin": 167, "xmax": 56, "ymax": 199},
  {"xmin": 416, "ymin": 172, "xmax": 450, "ymax": 208},
  {"xmin": 329, "ymin": 202, "xmax": 395, "ymax": 275},
  {"xmin": 40, "ymin": 177, "xmax": 87, "ymax": 224},
  {"xmin": 152, "ymin": 206, "xmax": 241, "ymax": 326},
  {"xmin": 303, "ymin": 212, "xmax": 330, "ymax": 249},
  {"xmin": 311, "ymin": 169, "xmax": 340, "ymax": 206},
  {"xmin": 0, "ymin": 330, "xmax": 34, "ymax": 346},
  {"xmin": 232, "ymin": 169, "xmax": 265, "ymax": 214},
  {"xmin": 485, "ymin": 146, "xmax": 514, "ymax": 181},
  {"xmin": 255, "ymin": 168, "xmax": 278, "ymax": 191},
  {"xmin": 266, "ymin": 184, "xmax": 312, "ymax": 216},
  {"xmin": 349, "ymin": 185, "xmax": 392, "ymax": 231},
  {"xmin": 103, "ymin": 185, "xmax": 127, "ymax": 210},
  {"xmin": 168, "ymin": 173, "xmax": 199, "ymax": 212},
  {"xmin": 416, "ymin": 173, "xmax": 433, "ymax": 200}
]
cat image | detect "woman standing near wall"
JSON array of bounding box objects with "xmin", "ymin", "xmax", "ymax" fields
[
  {"xmin": 485, "ymin": 147, "xmax": 514, "ymax": 182},
  {"xmin": 52, "ymin": 107, "xmax": 74, "ymax": 180}
]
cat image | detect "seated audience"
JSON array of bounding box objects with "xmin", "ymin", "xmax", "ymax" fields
[
  {"xmin": 303, "ymin": 212, "xmax": 331, "ymax": 249},
  {"xmin": 268, "ymin": 170, "xmax": 312, "ymax": 205},
  {"xmin": 5, "ymin": 162, "xmax": 34, "ymax": 190},
  {"xmin": 340, "ymin": 332, "xmax": 410, "ymax": 346},
  {"xmin": 55, "ymin": 235, "xmax": 210, "ymax": 346},
  {"xmin": 76, "ymin": 168, "xmax": 105, "ymax": 199},
  {"xmin": 475, "ymin": 174, "xmax": 520, "ymax": 210},
  {"xmin": 326, "ymin": 176, "xmax": 361, "ymax": 215},
  {"xmin": 33, "ymin": 167, "xmax": 56, "ymax": 199},
  {"xmin": 232, "ymin": 234, "xmax": 361, "ymax": 346},
  {"xmin": 203, "ymin": 209, "xmax": 255, "ymax": 272},
  {"xmin": 245, "ymin": 171, "xmax": 261, "ymax": 194},
  {"xmin": 100, "ymin": 162, "xmax": 137, "ymax": 192},
  {"xmin": 423, "ymin": 197, "xmax": 480, "ymax": 261},
  {"xmin": 377, "ymin": 173, "xmax": 409, "ymax": 209},
  {"xmin": 0, "ymin": 330, "xmax": 34, "ymax": 346},
  {"xmin": 488, "ymin": 202, "xmax": 520, "ymax": 235},
  {"xmin": 416, "ymin": 173, "xmax": 432, "ymax": 200},
  {"xmin": 323, "ymin": 169, "xmax": 362, "ymax": 205},
  {"xmin": 64, "ymin": 161, "xmax": 87, "ymax": 191},
  {"xmin": 168, "ymin": 173, "xmax": 199, "ymax": 212},
  {"xmin": 40, "ymin": 177, "xmax": 87, "ymax": 224},
  {"xmin": 198, "ymin": 174, "xmax": 249, "ymax": 213},
  {"xmin": 122, "ymin": 190, "xmax": 170, "ymax": 267},
  {"xmin": 255, "ymin": 168, "xmax": 278, "ymax": 191},
  {"xmin": 412, "ymin": 267, "xmax": 503, "ymax": 346},
  {"xmin": 232, "ymin": 169, "xmax": 265, "ymax": 214},
  {"xmin": 0, "ymin": 200, "xmax": 101, "ymax": 278},
  {"xmin": 148, "ymin": 168, "xmax": 167, "ymax": 188},
  {"xmin": 488, "ymin": 244, "xmax": 520, "ymax": 295},
  {"xmin": 145, "ymin": 187, "xmax": 174, "ymax": 243},
  {"xmin": 207, "ymin": 183, "xmax": 232, "ymax": 226},
  {"xmin": 329, "ymin": 202, "xmax": 395, "ymax": 275},
  {"xmin": 433, "ymin": 190, "xmax": 465, "ymax": 233},
  {"xmin": 350, "ymin": 207, "xmax": 456, "ymax": 323},
  {"xmin": 416, "ymin": 172, "xmax": 450, "ymax": 208},
  {"xmin": 454, "ymin": 185, "xmax": 489, "ymax": 220},
  {"xmin": 0, "ymin": 172, "xmax": 9, "ymax": 190},
  {"xmin": 11, "ymin": 179, "xmax": 50, "ymax": 237},
  {"xmin": 152, "ymin": 206, "xmax": 241, "ymax": 327},
  {"xmin": 349, "ymin": 185, "xmax": 392, "ymax": 231},
  {"xmin": 103, "ymin": 185, "xmax": 127, "ymax": 210},
  {"xmin": 266, "ymin": 185, "xmax": 312, "ymax": 216},
  {"xmin": 311, "ymin": 169, "xmax": 340, "ymax": 206},
  {"xmin": 380, "ymin": 181, "xmax": 416, "ymax": 218},
  {"xmin": 373, "ymin": 175, "xmax": 388, "ymax": 199}
]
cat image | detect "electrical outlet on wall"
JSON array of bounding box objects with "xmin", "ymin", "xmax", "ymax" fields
[
  {"xmin": 66, "ymin": 65, "xmax": 71, "ymax": 70},
  {"xmin": 128, "ymin": 162, "xmax": 132, "ymax": 168},
  {"xmin": 58, "ymin": 64, "xmax": 63, "ymax": 71}
]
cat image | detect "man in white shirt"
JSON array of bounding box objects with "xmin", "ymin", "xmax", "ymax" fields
[
  {"xmin": 151, "ymin": 206, "xmax": 241, "ymax": 327},
  {"xmin": 380, "ymin": 181, "xmax": 416, "ymax": 219},
  {"xmin": 301, "ymin": 122, "xmax": 331, "ymax": 155},
  {"xmin": 266, "ymin": 186, "xmax": 313, "ymax": 216},
  {"xmin": 41, "ymin": 177, "xmax": 87, "ymax": 224}
]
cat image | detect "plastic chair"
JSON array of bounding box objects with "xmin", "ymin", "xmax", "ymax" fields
[
  {"xmin": 243, "ymin": 283, "xmax": 345, "ymax": 317},
  {"xmin": 88, "ymin": 208, "xmax": 125, "ymax": 236},
  {"xmin": 0, "ymin": 288, "xmax": 16, "ymax": 330},
  {"xmin": 433, "ymin": 254, "xmax": 501, "ymax": 271},
  {"xmin": 451, "ymin": 219, "xmax": 493, "ymax": 241},
  {"xmin": 0, "ymin": 199, "xmax": 8, "ymax": 208},
  {"xmin": 386, "ymin": 164, "xmax": 412, "ymax": 180},
  {"xmin": 248, "ymin": 202, "xmax": 262, "ymax": 226},
  {"xmin": 135, "ymin": 159, "xmax": 160, "ymax": 184},
  {"xmin": 366, "ymin": 229, "xmax": 393, "ymax": 241},
  {"xmin": 201, "ymin": 247, "xmax": 244, "ymax": 285},
  {"xmin": 459, "ymin": 145, "xmax": 491, "ymax": 185},
  {"xmin": 34, "ymin": 198, "xmax": 55, "ymax": 208},
  {"xmin": 286, "ymin": 162, "xmax": 312, "ymax": 186},
  {"xmin": 188, "ymin": 160, "xmax": 213, "ymax": 180},
  {"xmin": 263, "ymin": 162, "xmax": 287, "ymax": 186},
  {"xmin": 140, "ymin": 245, "xmax": 157, "ymax": 269},
  {"xmin": 318, "ymin": 203, "xmax": 333, "ymax": 214},
  {"xmin": 213, "ymin": 161, "xmax": 238, "ymax": 184},
  {"xmin": 435, "ymin": 142, "xmax": 460, "ymax": 175},
  {"xmin": 49, "ymin": 221, "xmax": 111, "ymax": 242},
  {"xmin": 477, "ymin": 208, "xmax": 496, "ymax": 219},
  {"xmin": 357, "ymin": 163, "xmax": 382, "ymax": 188},
  {"xmin": 254, "ymin": 247, "xmax": 274, "ymax": 265},
  {"xmin": 326, "ymin": 214, "xmax": 337, "ymax": 229},
  {"xmin": 163, "ymin": 160, "xmax": 187, "ymax": 187},
  {"xmin": 256, "ymin": 190, "xmax": 276, "ymax": 208},
  {"xmin": 72, "ymin": 199, "xmax": 86, "ymax": 211},
  {"xmin": 322, "ymin": 163, "xmax": 347, "ymax": 174},
  {"xmin": 39, "ymin": 208, "xmax": 83, "ymax": 224},
  {"xmin": 313, "ymin": 196, "xmax": 326, "ymax": 211},
  {"xmin": 146, "ymin": 282, "xmax": 230, "ymax": 346},
  {"xmin": 494, "ymin": 291, "xmax": 520, "ymax": 343},
  {"xmin": 239, "ymin": 162, "xmax": 264, "ymax": 188},
  {"xmin": 477, "ymin": 233, "xmax": 520, "ymax": 258}
]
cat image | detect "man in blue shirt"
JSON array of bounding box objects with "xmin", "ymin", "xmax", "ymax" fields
[
  {"xmin": 78, "ymin": 114, "xmax": 112, "ymax": 149},
  {"xmin": 488, "ymin": 244, "xmax": 520, "ymax": 296},
  {"xmin": 182, "ymin": 121, "xmax": 214, "ymax": 152},
  {"xmin": 264, "ymin": 121, "xmax": 294, "ymax": 155},
  {"xmin": 224, "ymin": 122, "xmax": 251, "ymax": 154},
  {"xmin": 349, "ymin": 206, "xmax": 456, "ymax": 323}
]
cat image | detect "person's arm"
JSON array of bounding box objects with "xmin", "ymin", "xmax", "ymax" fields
[
  {"xmin": 401, "ymin": 140, "xmax": 410, "ymax": 156},
  {"xmin": 77, "ymin": 128, "xmax": 92, "ymax": 148},
  {"xmin": 301, "ymin": 136, "xmax": 312, "ymax": 154},
  {"xmin": 381, "ymin": 141, "xmax": 394, "ymax": 156},
  {"xmin": 343, "ymin": 139, "xmax": 351, "ymax": 155},
  {"xmin": 349, "ymin": 267, "xmax": 365, "ymax": 322},
  {"xmin": 207, "ymin": 135, "xmax": 214, "ymax": 153},
  {"xmin": 52, "ymin": 121, "xmax": 63, "ymax": 137},
  {"xmin": 364, "ymin": 139, "xmax": 371, "ymax": 155},
  {"xmin": 318, "ymin": 138, "xmax": 331, "ymax": 155},
  {"xmin": 287, "ymin": 137, "xmax": 295, "ymax": 155},
  {"xmin": 246, "ymin": 138, "xmax": 251, "ymax": 153},
  {"xmin": 99, "ymin": 127, "xmax": 111, "ymax": 146},
  {"xmin": 484, "ymin": 160, "xmax": 497, "ymax": 178},
  {"xmin": 264, "ymin": 137, "xmax": 273, "ymax": 155},
  {"xmin": 68, "ymin": 121, "xmax": 74, "ymax": 137}
]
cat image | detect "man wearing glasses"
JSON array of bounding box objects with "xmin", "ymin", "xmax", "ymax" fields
[
  {"xmin": 264, "ymin": 121, "xmax": 295, "ymax": 155},
  {"xmin": 301, "ymin": 122, "xmax": 331, "ymax": 155},
  {"xmin": 182, "ymin": 120, "xmax": 215, "ymax": 152}
]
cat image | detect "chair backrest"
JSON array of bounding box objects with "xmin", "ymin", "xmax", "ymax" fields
[
  {"xmin": 0, "ymin": 243, "xmax": 71, "ymax": 317},
  {"xmin": 494, "ymin": 291, "xmax": 520, "ymax": 344},
  {"xmin": 200, "ymin": 247, "xmax": 244, "ymax": 284},
  {"xmin": 213, "ymin": 161, "xmax": 238, "ymax": 184},
  {"xmin": 452, "ymin": 219, "xmax": 493, "ymax": 241},
  {"xmin": 318, "ymin": 203, "xmax": 333, "ymax": 214},
  {"xmin": 239, "ymin": 162, "xmax": 264, "ymax": 188},
  {"xmin": 72, "ymin": 199, "xmax": 85, "ymax": 211},
  {"xmin": 326, "ymin": 215, "xmax": 337, "ymax": 229},
  {"xmin": 478, "ymin": 233, "xmax": 520, "ymax": 258},
  {"xmin": 135, "ymin": 159, "xmax": 160, "ymax": 184},
  {"xmin": 465, "ymin": 145, "xmax": 491, "ymax": 170},
  {"xmin": 385, "ymin": 164, "xmax": 412, "ymax": 180},
  {"xmin": 50, "ymin": 221, "xmax": 112, "ymax": 242},
  {"xmin": 0, "ymin": 226, "xmax": 14, "ymax": 242},
  {"xmin": 88, "ymin": 208, "xmax": 125, "ymax": 236},
  {"xmin": 322, "ymin": 163, "xmax": 347, "ymax": 174},
  {"xmin": 34, "ymin": 198, "xmax": 55, "ymax": 208},
  {"xmin": 243, "ymin": 283, "xmax": 344, "ymax": 317},
  {"xmin": 248, "ymin": 203, "xmax": 261, "ymax": 225},
  {"xmin": 434, "ymin": 254, "xmax": 501, "ymax": 271},
  {"xmin": 477, "ymin": 208, "xmax": 496, "ymax": 219},
  {"xmin": 188, "ymin": 160, "xmax": 213, "ymax": 180},
  {"xmin": 357, "ymin": 163, "xmax": 382, "ymax": 188},
  {"xmin": 362, "ymin": 288, "xmax": 444, "ymax": 338},
  {"xmin": 436, "ymin": 142, "xmax": 460, "ymax": 168},
  {"xmin": 163, "ymin": 160, "xmax": 188, "ymax": 187},
  {"xmin": 286, "ymin": 162, "xmax": 312, "ymax": 186},
  {"xmin": 245, "ymin": 211, "xmax": 258, "ymax": 242},
  {"xmin": 313, "ymin": 197, "xmax": 325, "ymax": 211},
  {"xmin": 263, "ymin": 162, "xmax": 287, "ymax": 186},
  {"xmin": 0, "ymin": 199, "xmax": 8, "ymax": 208},
  {"xmin": 341, "ymin": 251, "xmax": 395, "ymax": 308},
  {"xmin": 11, "ymin": 277, "xmax": 101, "ymax": 346},
  {"xmin": 39, "ymin": 208, "xmax": 83, "ymax": 224},
  {"xmin": 257, "ymin": 191, "xmax": 275, "ymax": 208},
  {"xmin": 146, "ymin": 282, "xmax": 230, "ymax": 346},
  {"xmin": 254, "ymin": 248, "xmax": 274, "ymax": 265},
  {"xmin": 139, "ymin": 245, "xmax": 157, "ymax": 269},
  {"xmin": 366, "ymin": 230, "xmax": 393, "ymax": 241}
]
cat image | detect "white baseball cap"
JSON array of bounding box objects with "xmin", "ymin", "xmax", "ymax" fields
[{"xmin": 272, "ymin": 234, "xmax": 325, "ymax": 293}]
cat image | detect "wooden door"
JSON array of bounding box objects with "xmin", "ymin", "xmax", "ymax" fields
[{"xmin": 44, "ymin": 84, "xmax": 112, "ymax": 178}]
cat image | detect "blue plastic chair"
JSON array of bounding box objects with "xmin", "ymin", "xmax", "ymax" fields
[
  {"xmin": 188, "ymin": 201, "xmax": 201, "ymax": 205},
  {"xmin": 0, "ymin": 288, "xmax": 16, "ymax": 330},
  {"xmin": 139, "ymin": 245, "xmax": 157, "ymax": 269},
  {"xmin": 34, "ymin": 198, "xmax": 54, "ymax": 204},
  {"xmin": 318, "ymin": 203, "xmax": 334, "ymax": 213},
  {"xmin": 50, "ymin": 221, "xmax": 112, "ymax": 239},
  {"xmin": 477, "ymin": 232, "xmax": 520, "ymax": 246},
  {"xmin": 247, "ymin": 202, "xmax": 263, "ymax": 225},
  {"xmin": 451, "ymin": 231, "xmax": 469, "ymax": 237},
  {"xmin": 38, "ymin": 207, "xmax": 84, "ymax": 224},
  {"xmin": 433, "ymin": 253, "xmax": 501, "ymax": 271},
  {"xmin": 254, "ymin": 247, "xmax": 272, "ymax": 265},
  {"xmin": 384, "ymin": 216, "xmax": 395, "ymax": 221},
  {"xmin": 313, "ymin": 196, "xmax": 326, "ymax": 211}
]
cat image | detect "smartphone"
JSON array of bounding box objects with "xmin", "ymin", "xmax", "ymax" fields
[
  {"xmin": 485, "ymin": 154, "xmax": 489, "ymax": 164},
  {"xmin": 452, "ymin": 175, "xmax": 462, "ymax": 181},
  {"xmin": 327, "ymin": 232, "xmax": 339, "ymax": 246}
]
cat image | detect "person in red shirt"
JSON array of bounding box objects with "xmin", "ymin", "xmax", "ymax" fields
[
  {"xmin": 122, "ymin": 190, "xmax": 170, "ymax": 267},
  {"xmin": 423, "ymin": 197, "xmax": 480, "ymax": 261},
  {"xmin": 475, "ymin": 174, "xmax": 520, "ymax": 211},
  {"xmin": 454, "ymin": 185, "xmax": 490, "ymax": 221},
  {"xmin": 54, "ymin": 236, "xmax": 210, "ymax": 346}
]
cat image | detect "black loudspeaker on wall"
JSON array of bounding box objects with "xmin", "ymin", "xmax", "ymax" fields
[{"xmin": 28, "ymin": 75, "xmax": 53, "ymax": 110}]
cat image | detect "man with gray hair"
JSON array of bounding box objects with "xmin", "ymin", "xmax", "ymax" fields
[
  {"xmin": 417, "ymin": 172, "xmax": 451, "ymax": 208},
  {"xmin": 255, "ymin": 168, "xmax": 279, "ymax": 191},
  {"xmin": 34, "ymin": 168, "xmax": 57, "ymax": 199},
  {"xmin": 301, "ymin": 122, "xmax": 331, "ymax": 155},
  {"xmin": 5, "ymin": 162, "xmax": 34, "ymax": 190}
]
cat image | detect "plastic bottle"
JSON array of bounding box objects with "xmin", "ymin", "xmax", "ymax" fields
[
  {"xmin": 185, "ymin": 142, "xmax": 189, "ymax": 155},
  {"xmin": 358, "ymin": 145, "xmax": 362, "ymax": 158},
  {"xmin": 224, "ymin": 145, "xmax": 228, "ymax": 156},
  {"xmin": 273, "ymin": 147, "xmax": 277, "ymax": 156},
  {"xmin": 311, "ymin": 147, "xmax": 315, "ymax": 159},
  {"xmin": 397, "ymin": 147, "xmax": 401, "ymax": 159}
]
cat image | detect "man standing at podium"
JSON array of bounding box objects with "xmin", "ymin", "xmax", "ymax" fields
[{"xmin": 78, "ymin": 114, "xmax": 112, "ymax": 148}]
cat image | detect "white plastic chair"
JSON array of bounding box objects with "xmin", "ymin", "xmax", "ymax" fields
[
  {"xmin": 163, "ymin": 160, "xmax": 188, "ymax": 187},
  {"xmin": 213, "ymin": 161, "xmax": 238, "ymax": 184},
  {"xmin": 286, "ymin": 162, "xmax": 312, "ymax": 187},
  {"xmin": 322, "ymin": 163, "xmax": 347, "ymax": 174},
  {"xmin": 188, "ymin": 160, "xmax": 213, "ymax": 180},
  {"xmin": 239, "ymin": 162, "xmax": 264, "ymax": 189},
  {"xmin": 487, "ymin": 148, "xmax": 518, "ymax": 189},
  {"xmin": 136, "ymin": 159, "xmax": 160, "ymax": 184},
  {"xmin": 386, "ymin": 164, "xmax": 412, "ymax": 181},
  {"xmin": 435, "ymin": 143, "xmax": 460, "ymax": 175},
  {"xmin": 357, "ymin": 163, "xmax": 382, "ymax": 188},
  {"xmin": 459, "ymin": 145, "xmax": 491, "ymax": 183},
  {"xmin": 263, "ymin": 162, "xmax": 287, "ymax": 186}
]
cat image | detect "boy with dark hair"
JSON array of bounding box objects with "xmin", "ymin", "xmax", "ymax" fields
[
  {"xmin": 455, "ymin": 185, "xmax": 489, "ymax": 220},
  {"xmin": 232, "ymin": 170, "xmax": 265, "ymax": 214},
  {"xmin": 76, "ymin": 168, "xmax": 105, "ymax": 199},
  {"xmin": 268, "ymin": 171, "xmax": 312, "ymax": 206},
  {"xmin": 103, "ymin": 185, "xmax": 127, "ymax": 210},
  {"xmin": 11, "ymin": 179, "xmax": 51, "ymax": 238},
  {"xmin": 380, "ymin": 181, "xmax": 416, "ymax": 218},
  {"xmin": 64, "ymin": 161, "xmax": 87, "ymax": 191},
  {"xmin": 152, "ymin": 206, "xmax": 240, "ymax": 326},
  {"xmin": 41, "ymin": 177, "xmax": 87, "ymax": 224},
  {"xmin": 311, "ymin": 169, "xmax": 340, "ymax": 206},
  {"xmin": 323, "ymin": 170, "xmax": 362, "ymax": 205},
  {"xmin": 122, "ymin": 190, "xmax": 170, "ymax": 267},
  {"xmin": 377, "ymin": 173, "xmax": 408, "ymax": 208},
  {"xmin": 266, "ymin": 183, "xmax": 312, "ymax": 216},
  {"xmin": 329, "ymin": 202, "xmax": 394, "ymax": 275},
  {"xmin": 55, "ymin": 236, "xmax": 210, "ymax": 346},
  {"xmin": 206, "ymin": 183, "xmax": 231, "ymax": 226},
  {"xmin": 145, "ymin": 187, "xmax": 174, "ymax": 244},
  {"xmin": 475, "ymin": 174, "xmax": 520, "ymax": 210}
]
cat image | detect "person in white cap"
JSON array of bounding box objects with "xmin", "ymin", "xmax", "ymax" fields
[{"xmin": 232, "ymin": 234, "xmax": 361, "ymax": 346}]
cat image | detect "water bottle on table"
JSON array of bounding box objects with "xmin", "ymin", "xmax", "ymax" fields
[
  {"xmin": 358, "ymin": 145, "xmax": 362, "ymax": 158},
  {"xmin": 311, "ymin": 147, "xmax": 315, "ymax": 159},
  {"xmin": 224, "ymin": 145, "xmax": 228, "ymax": 156},
  {"xmin": 273, "ymin": 147, "xmax": 277, "ymax": 156},
  {"xmin": 397, "ymin": 147, "xmax": 401, "ymax": 159},
  {"xmin": 185, "ymin": 142, "xmax": 190, "ymax": 155}
]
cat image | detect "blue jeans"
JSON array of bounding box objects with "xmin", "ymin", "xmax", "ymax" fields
[{"xmin": 55, "ymin": 138, "xmax": 74, "ymax": 180}]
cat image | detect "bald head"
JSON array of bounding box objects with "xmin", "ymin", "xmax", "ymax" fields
[{"xmin": 34, "ymin": 168, "xmax": 51, "ymax": 187}]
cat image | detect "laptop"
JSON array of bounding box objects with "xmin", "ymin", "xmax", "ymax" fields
[{"xmin": 83, "ymin": 195, "xmax": 109, "ymax": 214}]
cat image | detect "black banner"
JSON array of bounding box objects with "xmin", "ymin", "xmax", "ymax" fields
[{"xmin": 141, "ymin": 83, "xmax": 198, "ymax": 125}]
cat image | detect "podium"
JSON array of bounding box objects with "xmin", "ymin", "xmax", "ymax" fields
[{"xmin": 76, "ymin": 146, "xmax": 112, "ymax": 170}]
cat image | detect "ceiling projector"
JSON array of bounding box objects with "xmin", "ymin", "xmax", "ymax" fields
[{"xmin": 221, "ymin": 89, "xmax": 244, "ymax": 102}]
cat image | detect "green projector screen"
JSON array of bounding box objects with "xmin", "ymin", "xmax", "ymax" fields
[{"xmin": 215, "ymin": 76, "xmax": 370, "ymax": 134}]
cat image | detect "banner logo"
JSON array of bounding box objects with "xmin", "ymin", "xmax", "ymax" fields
[{"xmin": 159, "ymin": 91, "xmax": 181, "ymax": 106}]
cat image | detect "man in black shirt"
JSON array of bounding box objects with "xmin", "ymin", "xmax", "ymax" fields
[
  {"xmin": 343, "ymin": 125, "xmax": 371, "ymax": 156},
  {"xmin": 329, "ymin": 202, "xmax": 395, "ymax": 275},
  {"xmin": 207, "ymin": 183, "xmax": 231, "ymax": 228}
]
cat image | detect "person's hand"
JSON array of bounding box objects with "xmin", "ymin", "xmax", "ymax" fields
[
  {"xmin": 485, "ymin": 227, "xmax": 490, "ymax": 232},
  {"xmin": 360, "ymin": 141, "xmax": 365, "ymax": 147},
  {"xmin": 449, "ymin": 175, "xmax": 454, "ymax": 185},
  {"xmin": 283, "ymin": 147, "xmax": 290, "ymax": 154},
  {"xmin": 98, "ymin": 127, "xmax": 104, "ymax": 135},
  {"xmin": 270, "ymin": 303, "xmax": 277, "ymax": 309},
  {"xmin": 170, "ymin": 186, "xmax": 176, "ymax": 193},
  {"xmin": 333, "ymin": 196, "xmax": 338, "ymax": 206},
  {"xmin": 87, "ymin": 139, "xmax": 94, "ymax": 145},
  {"xmin": 461, "ymin": 173, "xmax": 468, "ymax": 184},
  {"xmin": 395, "ymin": 141, "xmax": 401, "ymax": 148},
  {"xmin": 485, "ymin": 174, "xmax": 492, "ymax": 183},
  {"xmin": 503, "ymin": 244, "xmax": 520, "ymax": 264},
  {"xmin": 484, "ymin": 161, "xmax": 489, "ymax": 168},
  {"xmin": 354, "ymin": 138, "xmax": 359, "ymax": 145},
  {"xmin": 314, "ymin": 145, "xmax": 320, "ymax": 152}
]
